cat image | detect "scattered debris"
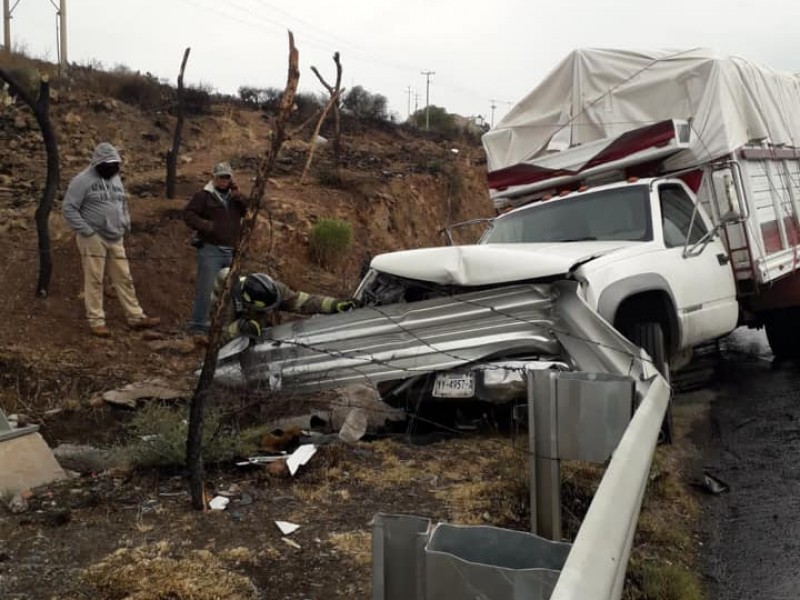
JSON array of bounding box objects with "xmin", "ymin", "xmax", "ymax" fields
[
  {"xmin": 275, "ymin": 520, "xmax": 300, "ymax": 535},
  {"xmin": 8, "ymin": 490, "xmax": 31, "ymax": 514},
  {"xmin": 286, "ymin": 444, "xmax": 317, "ymax": 476},
  {"xmin": 266, "ymin": 459, "xmax": 290, "ymax": 478},
  {"xmin": 338, "ymin": 408, "xmax": 368, "ymax": 443},
  {"xmin": 332, "ymin": 384, "xmax": 405, "ymax": 430},
  {"xmin": 260, "ymin": 384, "xmax": 404, "ymax": 439},
  {"xmin": 281, "ymin": 537, "xmax": 302, "ymax": 550},
  {"xmin": 139, "ymin": 499, "xmax": 160, "ymax": 515},
  {"xmin": 236, "ymin": 455, "xmax": 286, "ymax": 467},
  {"xmin": 259, "ymin": 427, "xmax": 303, "ymax": 453},
  {"xmin": 208, "ymin": 496, "xmax": 230, "ymax": 511},
  {"xmin": 100, "ymin": 378, "xmax": 190, "ymax": 409},
  {"xmin": 217, "ymin": 484, "xmax": 241, "ymax": 498},
  {"xmin": 695, "ymin": 471, "xmax": 730, "ymax": 495}
]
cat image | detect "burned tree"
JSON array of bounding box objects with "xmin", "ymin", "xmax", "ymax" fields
[
  {"xmin": 0, "ymin": 69, "xmax": 60, "ymax": 297},
  {"xmin": 166, "ymin": 47, "xmax": 191, "ymax": 200},
  {"xmin": 299, "ymin": 52, "xmax": 344, "ymax": 183},
  {"xmin": 186, "ymin": 32, "xmax": 300, "ymax": 510}
]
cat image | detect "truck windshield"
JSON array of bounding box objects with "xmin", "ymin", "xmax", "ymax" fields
[{"xmin": 482, "ymin": 186, "xmax": 652, "ymax": 244}]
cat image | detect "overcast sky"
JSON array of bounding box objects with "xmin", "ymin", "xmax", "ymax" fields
[{"xmin": 5, "ymin": 0, "xmax": 799, "ymax": 125}]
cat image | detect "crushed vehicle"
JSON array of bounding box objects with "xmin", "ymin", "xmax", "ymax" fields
[{"xmin": 216, "ymin": 49, "xmax": 800, "ymax": 436}]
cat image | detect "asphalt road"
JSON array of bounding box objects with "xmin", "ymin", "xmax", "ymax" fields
[{"xmin": 701, "ymin": 328, "xmax": 800, "ymax": 599}]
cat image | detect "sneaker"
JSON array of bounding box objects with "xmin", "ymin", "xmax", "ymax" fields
[
  {"xmin": 129, "ymin": 316, "xmax": 161, "ymax": 331},
  {"xmin": 90, "ymin": 325, "xmax": 111, "ymax": 338}
]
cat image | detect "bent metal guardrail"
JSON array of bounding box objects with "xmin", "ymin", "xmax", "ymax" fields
[
  {"xmin": 550, "ymin": 375, "xmax": 669, "ymax": 600},
  {"xmin": 215, "ymin": 279, "xmax": 671, "ymax": 599},
  {"xmin": 550, "ymin": 281, "xmax": 671, "ymax": 600}
]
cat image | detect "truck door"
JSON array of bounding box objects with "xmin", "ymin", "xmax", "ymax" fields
[{"xmin": 652, "ymin": 182, "xmax": 739, "ymax": 347}]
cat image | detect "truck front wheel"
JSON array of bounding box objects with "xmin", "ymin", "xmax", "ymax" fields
[{"xmin": 626, "ymin": 322, "xmax": 673, "ymax": 444}]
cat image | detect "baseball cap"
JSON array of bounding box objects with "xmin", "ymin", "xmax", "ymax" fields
[{"xmin": 212, "ymin": 161, "xmax": 233, "ymax": 177}]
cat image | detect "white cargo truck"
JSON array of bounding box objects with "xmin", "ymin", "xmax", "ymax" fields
[
  {"xmin": 364, "ymin": 49, "xmax": 800, "ymax": 363},
  {"xmin": 222, "ymin": 49, "xmax": 800, "ymax": 440}
]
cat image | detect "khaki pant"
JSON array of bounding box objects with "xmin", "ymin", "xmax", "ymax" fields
[{"xmin": 76, "ymin": 234, "xmax": 144, "ymax": 328}]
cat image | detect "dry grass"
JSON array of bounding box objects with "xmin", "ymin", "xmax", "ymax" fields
[
  {"xmin": 82, "ymin": 542, "xmax": 257, "ymax": 600},
  {"xmin": 629, "ymin": 560, "xmax": 704, "ymax": 600},
  {"xmin": 433, "ymin": 440, "xmax": 529, "ymax": 525},
  {"xmin": 328, "ymin": 531, "xmax": 372, "ymax": 567}
]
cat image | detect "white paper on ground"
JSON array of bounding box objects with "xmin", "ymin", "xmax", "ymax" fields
[
  {"xmin": 275, "ymin": 520, "xmax": 300, "ymax": 535},
  {"xmin": 208, "ymin": 496, "xmax": 230, "ymax": 510},
  {"xmin": 286, "ymin": 444, "xmax": 317, "ymax": 476}
]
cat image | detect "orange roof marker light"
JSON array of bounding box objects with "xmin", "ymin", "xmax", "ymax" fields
[
  {"xmin": 558, "ymin": 189, "xmax": 571, "ymax": 197},
  {"xmin": 627, "ymin": 176, "xmax": 639, "ymax": 183},
  {"xmin": 578, "ymin": 185, "xmax": 589, "ymax": 192}
]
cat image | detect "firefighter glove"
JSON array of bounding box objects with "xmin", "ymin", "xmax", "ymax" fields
[
  {"xmin": 238, "ymin": 319, "xmax": 262, "ymax": 338},
  {"xmin": 335, "ymin": 300, "xmax": 356, "ymax": 313}
]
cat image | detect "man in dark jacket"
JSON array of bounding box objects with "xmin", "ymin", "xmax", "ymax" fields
[{"xmin": 184, "ymin": 161, "xmax": 248, "ymax": 333}]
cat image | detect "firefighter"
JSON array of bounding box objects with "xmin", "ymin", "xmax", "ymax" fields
[{"xmin": 211, "ymin": 268, "xmax": 355, "ymax": 344}]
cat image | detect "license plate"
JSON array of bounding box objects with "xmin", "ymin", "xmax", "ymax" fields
[{"xmin": 432, "ymin": 372, "xmax": 475, "ymax": 398}]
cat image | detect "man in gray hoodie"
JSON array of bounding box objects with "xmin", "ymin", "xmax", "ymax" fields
[{"xmin": 62, "ymin": 142, "xmax": 160, "ymax": 338}]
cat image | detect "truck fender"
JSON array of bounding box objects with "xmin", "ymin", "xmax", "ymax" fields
[{"xmin": 596, "ymin": 273, "xmax": 682, "ymax": 352}]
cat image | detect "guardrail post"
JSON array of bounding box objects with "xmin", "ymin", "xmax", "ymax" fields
[{"xmin": 528, "ymin": 370, "xmax": 562, "ymax": 540}]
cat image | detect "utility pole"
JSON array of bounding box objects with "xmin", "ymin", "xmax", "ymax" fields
[
  {"xmin": 421, "ymin": 70, "xmax": 435, "ymax": 131},
  {"xmin": 405, "ymin": 85, "xmax": 412, "ymax": 119},
  {"xmin": 414, "ymin": 91, "xmax": 419, "ymax": 114},
  {"xmin": 58, "ymin": 0, "xmax": 67, "ymax": 73},
  {"xmin": 3, "ymin": 0, "xmax": 11, "ymax": 54},
  {"xmin": 490, "ymin": 99, "xmax": 498, "ymax": 128}
]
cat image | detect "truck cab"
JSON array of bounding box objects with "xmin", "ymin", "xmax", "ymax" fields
[{"xmin": 480, "ymin": 177, "xmax": 739, "ymax": 356}]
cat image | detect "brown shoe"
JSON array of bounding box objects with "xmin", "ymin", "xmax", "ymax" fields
[
  {"xmin": 90, "ymin": 326, "xmax": 111, "ymax": 338},
  {"xmin": 129, "ymin": 316, "xmax": 161, "ymax": 331}
]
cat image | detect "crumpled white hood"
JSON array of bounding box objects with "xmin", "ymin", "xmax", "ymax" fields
[{"xmin": 370, "ymin": 242, "xmax": 637, "ymax": 286}]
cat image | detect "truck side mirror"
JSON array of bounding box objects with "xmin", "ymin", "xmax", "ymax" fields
[{"xmin": 711, "ymin": 171, "xmax": 744, "ymax": 223}]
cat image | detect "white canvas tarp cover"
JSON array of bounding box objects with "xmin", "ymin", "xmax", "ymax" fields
[{"xmin": 483, "ymin": 48, "xmax": 800, "ymax": 174}]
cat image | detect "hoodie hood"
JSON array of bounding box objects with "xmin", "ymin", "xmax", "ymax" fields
[{"xmin": 90, "ymin": 142, "xmax": 122, "ymax": 167}]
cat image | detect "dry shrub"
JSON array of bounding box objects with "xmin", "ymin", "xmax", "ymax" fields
[
  {"xmin": 123, "ymin": 403, "xmax": 253, "ymax": 469},
  {"xmin": 309, "ymin": 218, "xmax": 352, "ymax": 270},
  {"xmin": 82, "ymin": 542, "xmax": 258, "ymax": 600}
]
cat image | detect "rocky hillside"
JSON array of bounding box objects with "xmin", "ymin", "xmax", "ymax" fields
[{"xmin": 0, "ymin": 58, "xmax": 493, "ymax": 412}]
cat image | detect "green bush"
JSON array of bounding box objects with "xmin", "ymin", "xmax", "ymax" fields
[
  {"xmin": 309, "ymin": 218, "xmax": 352, "ymax": 269},
  {"xmin": 123, "ymin": 403, "xmax": 247, "ymax": 469},
  {"xmin": 343, "ymin": 85, "xmax": 389, "ymax": 122}
]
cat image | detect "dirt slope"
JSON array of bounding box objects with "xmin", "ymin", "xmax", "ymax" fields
[{"xmin": 0, "ymin": 80, "xmax": 491, "ymax": 411}]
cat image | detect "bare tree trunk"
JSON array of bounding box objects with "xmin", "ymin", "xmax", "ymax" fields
[
  {"xmin": 0, "ymin": 69, "xmax": 60, "ymax": 297},
  {"xmin": 299, "ymin": 90, "xmax": 340, "ymax": 184},
  {"xmin": 166, "ymin": 47, "xmax": 191, "ymax": 200},
  {"xmin": 309, "ymin": 52, "xmax": 344, "ymax": 166},
  {"xmin": 186, "ymin": 32, "xmax": 300, "ymax": 510}
]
